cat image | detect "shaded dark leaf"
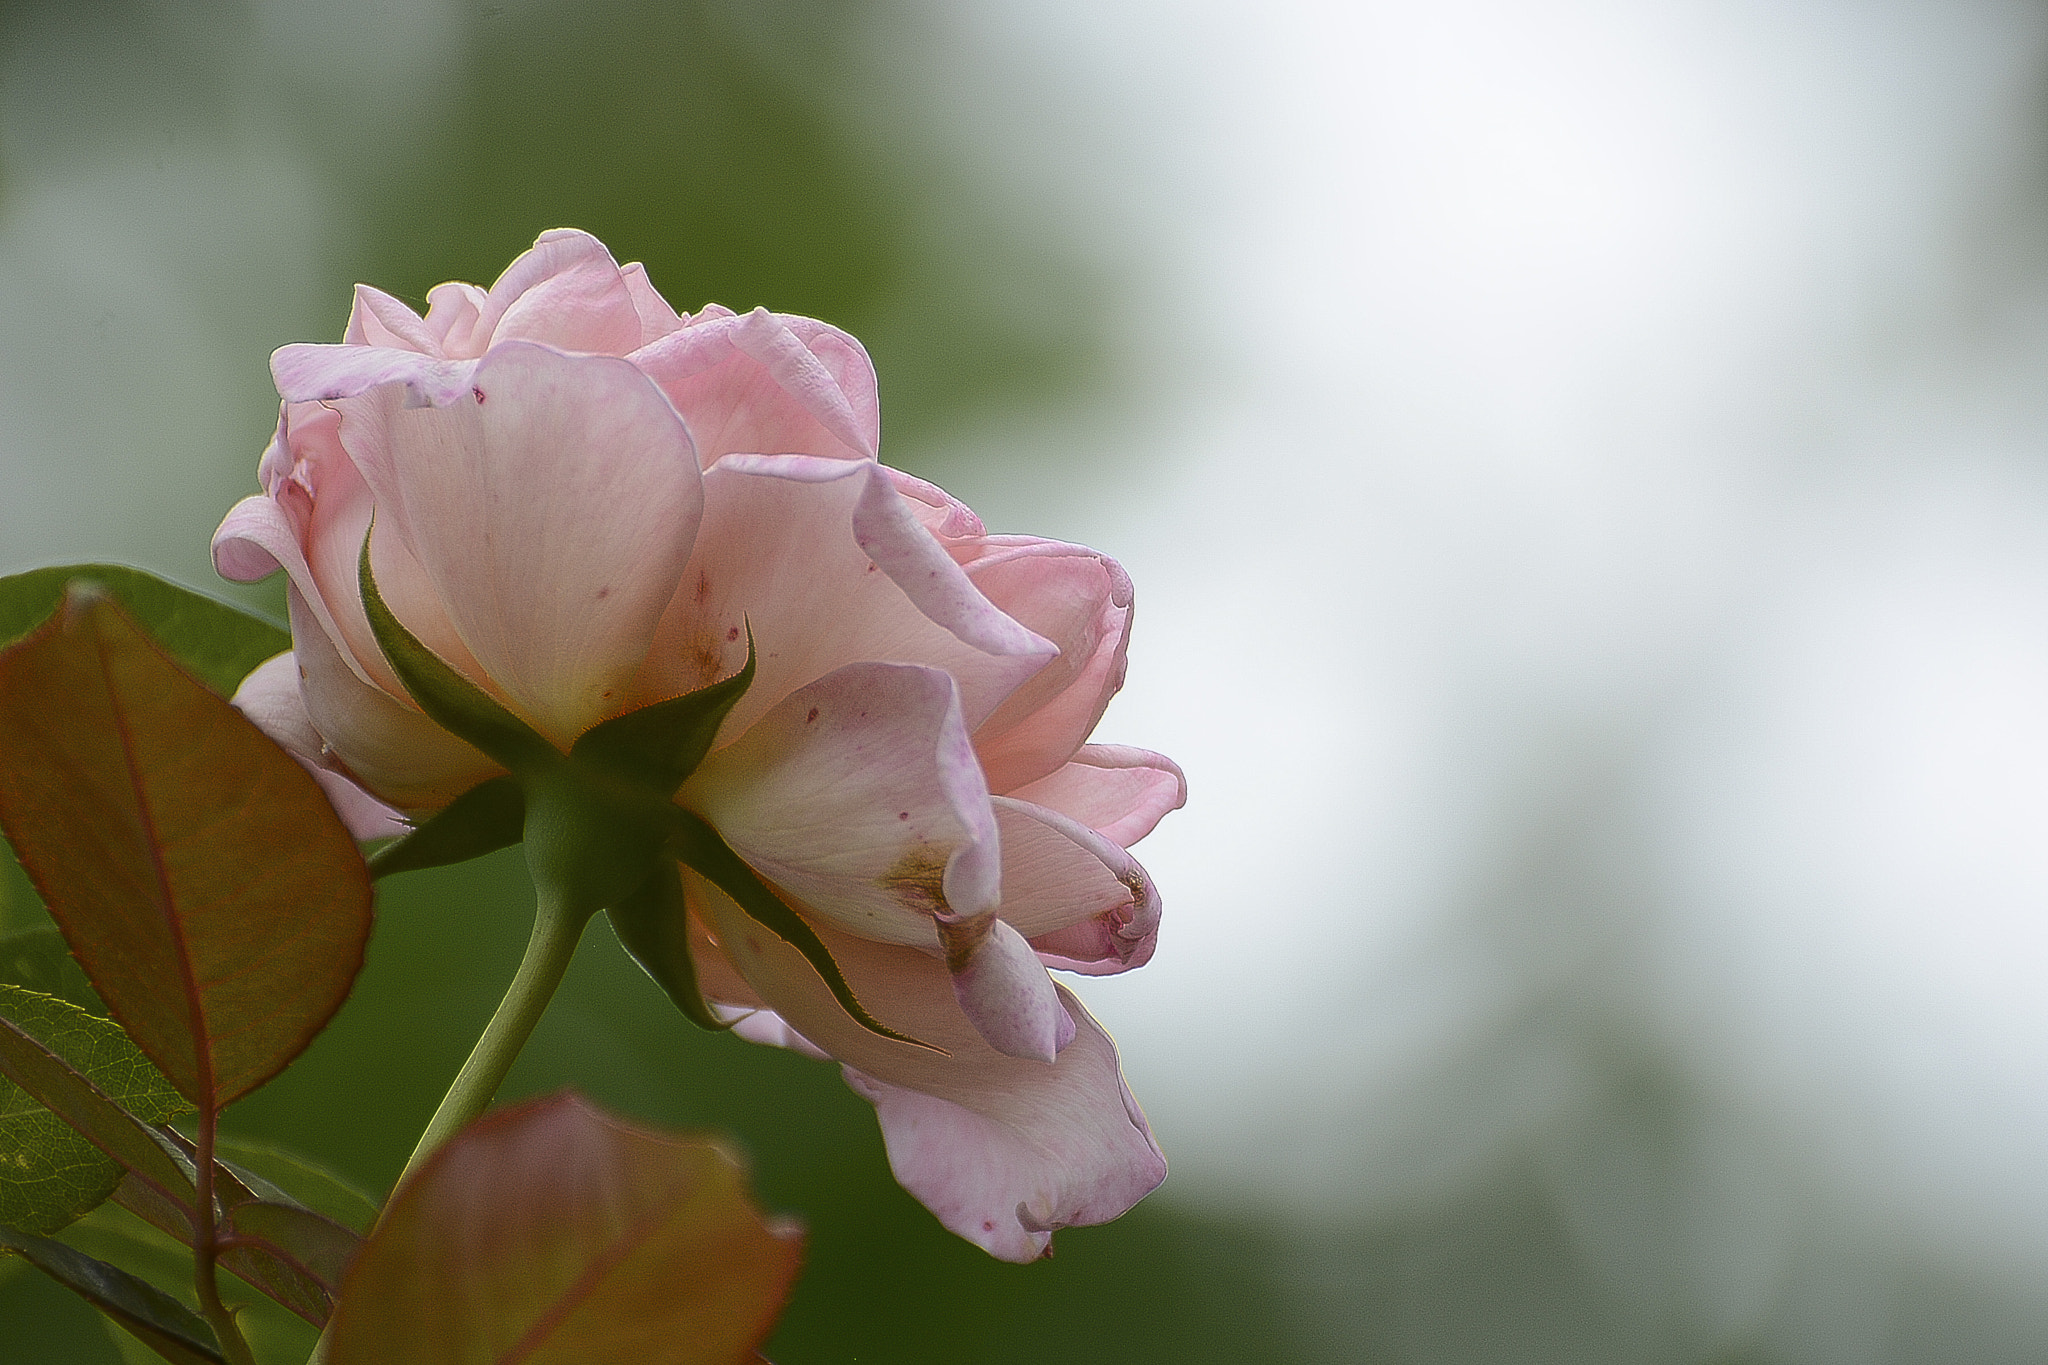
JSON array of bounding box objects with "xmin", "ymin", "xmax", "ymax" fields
[
  {"xmin": 0, "ymin": 1221, "xmax": 223, "ymax": 1365},
  {"xmin": 0, "ymin": 564, "xmax": 285, "ymax": 698},
  {"xmin": 0, "ymin": 589, "xmax": 373, "ymax": 1108},
  {"xmin": 327, "ymin": 1092, "xmax": 802, "ymax": 1365}
]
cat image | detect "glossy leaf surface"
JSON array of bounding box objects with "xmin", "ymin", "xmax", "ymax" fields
[
  {"xmin": 327, "ymin": 1092, "xmax": 803, "ymax": 1365},
  {"xmin": 0, "ymin": 1222, "xmax": 223, "ymax": 1365},
  {"xmin": 0, "ymin": 590, "xmax": 373, "ymax": 1109},
  {"xmin": 0, "ymin": 985, "xmax": 188, "ymax": 1235}
]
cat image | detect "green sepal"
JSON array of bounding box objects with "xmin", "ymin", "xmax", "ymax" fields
[
  {"xmin": 357, "ymin": 530, "xmax": 559, "ymax": 776},
  {"xmin": 571, "ymin": 627, "xmax": 755, "ymax": 795},
  {"xmin": 0, "ymin": 1222, "xmax": 224, "ymax": 1364},
  {"xmin": 666, "ymin": 808, "xmax": 940, "ymax": 1053},
  {"xmin": 606, "ymin": 861, "xmax": 732, "ymax": 1034},
  {"xmin": 368, "ymin": 778, "xmax": 525, "ymax": 880}
]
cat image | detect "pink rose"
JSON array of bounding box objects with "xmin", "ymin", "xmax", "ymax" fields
[{"xmin": 212, "ymin": 230, "xmax": 1182, "ymax": 1260}]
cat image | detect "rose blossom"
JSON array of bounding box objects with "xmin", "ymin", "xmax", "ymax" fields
[{"xmin": 212, "ymin": 229, "xmax": 1182, "ymax": 1260}]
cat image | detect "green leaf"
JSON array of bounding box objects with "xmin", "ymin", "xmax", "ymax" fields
[
  {"xmin": 0, "ymin": 986, "xmax": 188, "ymax": 1235},
  {"xmin": 0, "ymin": 999, "xmax": 195, "ymax": 1229},
  {"xmin": 325, "ymin": 1093, "xmax": 802, "ymax": 1365},
  {"xmin": 0, "ymin": 1222, "xmax": 223, "ymax": 1365},
  {"xmin": 0, "ymin": 588, "xmax": 373, "ymax": 1109},
  {"xmin": 368, "ymin": 777, "xmax": 525, "ymax": 880},
  {"xmin": 357, "ymin": 531, "xmax": 559, "ymax": 776},
  {"xmin": 0, "ymin": 565, "xmax": 285, "ymax": 698},
  {"xmin": 0, "ymin": 926, "xmax": 103, "ymax": 1014},
  {"xmin": 570, "ymin": 628, "xmax": 755, "ymax": 794},
  {"xmin": 213, "ymin": 1141, "xmax": 377, "ymax": 1234},
  {"xmin": 667, "ymin": 808, "xmax": 938, "ymax": 1053},
  {"xmin": 216, "ymin": 1200, "xmax": 359, "ymax": 1326},
  {"xmin": 606, "ymin": 862, "xmax": 732, "ymax": 1034}
]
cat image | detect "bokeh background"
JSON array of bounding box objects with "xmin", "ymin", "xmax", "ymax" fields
[{"xmin": 4, "ymin": 0, "xmax": 2048, "ymax": 1360}]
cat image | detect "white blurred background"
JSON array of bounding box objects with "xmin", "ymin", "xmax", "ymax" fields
[{"xmin": 7, "ymin": 0, "xmax": 2048, "ymax": 1358}]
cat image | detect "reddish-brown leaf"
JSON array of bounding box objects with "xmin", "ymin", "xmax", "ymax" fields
[
  {"xmin": 0, "ymin": 588, "xmax": 371, "ymax": 1108},
  {"xmin": 326, "ymin": 1092, "xmax": 803, "ymax": 1365}
]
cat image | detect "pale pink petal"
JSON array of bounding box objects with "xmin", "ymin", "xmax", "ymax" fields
[
  {"xmin": 719, "ymin": 1007, "xmax": 832, "ymax": 1062},
  {"xmin": 885, "ymin": 465, "xmax": 985, "ymax": 544},
  {"xmin": 1007, "ymin": 744, "xmax": 1187, "ymax": 846},
  {"xmin": 343, "ymin": 285, "xmax": 440, "ymax": 355},
  {"xmin": 992, "ymin": 797, "xmax": 1161, "ymax": 976},
  {"xmin": 212, "ymin": 487, "xmax": 386, "ymax": 695},
  {"xmin": 691, "ymin": 878, "xmax": 1164, "ymax": 1262},
  {"xmin": 633, "ymin": 457, "xmax": 1051, "ymax": 743},
  {"xmin": 938, "ymin": 915, "xmax": 1076, "ymax": 1062},
  {"xmin": 272, "ymin": 342, "xmax": 479, "ymax": 410},
  {"xmin": 230, "ymin": 652, "xmax": 411, "ymax": 840},
  {"xmin": 619, "ymin": 261, "xmax": 683, "ymax": 346},
  {"xmin": 628, "ymin": 308, "xmax": 878, "ymax": 463},
  {"xmin": 286, "ymin": 589, "xmax": 501, "ymax": 811},
  {"xmin": 423, "ymin": 282, "xmax": 492, "ymax": 358},
  {"xmin": 347, "ymin": 342, "xmax": 703, "ymax": 744},
  {"xmin": 281, "ymin": 402, "xmax": 491, "ymax": 706},
  {"xmin": 683, "ymin": 662, "xmax": 999, "ymax": 948},
  {"xmin": 484, "ymin": 228, "xmax": 643, "ymax": 356},
  {"xmin": 964, "ymin": 540, "xmax": 1133, "ymax": 792}
]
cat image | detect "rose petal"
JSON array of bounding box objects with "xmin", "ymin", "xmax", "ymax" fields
[
  {"xmin": 344, "ymin": 342, "xmax": 703, "ymax": 744},
  {"xmin": 230, "ymin": 652, "xmax": 411, "ymax": 840},
  {"xmin": 691, "ymin": 877, "xmax": 1164, "ymax": 1262},
  {"xmin": 936, "ymin": 914, "xmax": 1075, "ymax": 1062},
  {"xmin": 287, "ymin": 586, "xmax": 502, "ymax": 811},
  {"xmin": 344, "ymin": 285, "xmax": 440, "ymax": 355},
  {"xmin": 634, "ymin": 456, "xmax": 1052, "ymax": 742},
  {"xmin": 484, "ymin": 228, "xmax": 644, "ymax": 356},
  {"xmin": 273, "ymin": 341, "xmax": 481, "ymax": 410},
  {"xmin": 962, "ymin": 540, "xmax": 1133, "ymax": 792},
  {"xmin": 629, "ymin": 308, "xmax": 879, "ymax": 463},
  {"xmin": 992, "ymin": 797, "xmax": 1161, "ymax": 975},
  {"xmin": 683, "ymin": 662, "xmax": 999, "ymax": 947},
  {"xmin": 1007, "ymin": 744, "xmax": 1187, "ymax": 846},
  {"xmin": 424, "ymin": 282, "xmax": 492, "ymax": 358},
  {"xmin": 620, "ymin": 261, "xmax": 684, "ymax": 346}
]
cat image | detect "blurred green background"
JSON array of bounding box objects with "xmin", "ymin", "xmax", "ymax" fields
[{"xmin": 11, "ymin": 0, "xmax": 2048, "ymax": 1362}]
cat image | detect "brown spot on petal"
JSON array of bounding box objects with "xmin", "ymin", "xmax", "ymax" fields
[
  {"xmin": 805, "ymin": 707, "xmax": 820, "ymax": 724},
  {"xmin": 881, "ymin": 846, "xmax": 950, "ymax": 920},
  {"xmin": 725, "ymin": 625, "xmax": 740, "ymax": 642},
  {"xmin": 693, "ymin": 570, "xmax": 713, "ymax": 606},
  {"xmin": 596, "ymin": 585, "xmax": 610, "ymax": 600},
  {"xmin": 933, "ymin": 912, "xmax": 991, "ymax": 973},
  {"xmin": 472, "ymin": 386, "xmax": 486, "ymax": 404}
]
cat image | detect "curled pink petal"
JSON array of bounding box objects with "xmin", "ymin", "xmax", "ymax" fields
[
  {"xmin": 637, "ymin": 457, "xmax": 1052, "ymax": 740},
  {"xmin": 992, "ymin": 797, "xmax": 1161, "ymax": 976},
  {"xmin": 1008, "ymin": 744, "xmax": 1187, "ymax": 847},
  {"xmin": 344, "ymin": 285, "xmax": 439, "ymax": 355},
  {"xmin": 684, "ymin": 662, "xmax": 999, "ymax": 946},
  {"xmin": 691, "ymin": 875, "xmax": 1165, "ymax": 1262},
  {"xmin": 619, "ymin": 261, "xmax": 683, "ymax": 346},
  {"xmin": 272, "ymin": 342, "xmax": 480, "ymax": 410},
  {"xmin": 424, "ymin": 282, "xmax": 491, "ymax": 357},
  {"xmin": 966, "ymin": 540, "xmax": 1133, "ymax": 792},
  {"xmin": 937, "ymin": 915, "xmax": 1075, "ymax": 1062},
  {"xmin": 231, "ymin": 652, "xmax": 411, "ymax": 840},
  {"xmin": 629, "ymin": 308, "xmax": 879, "ymax": 463},
  {"xmin": 484, "ymin": 228, "xmax": 644, "ymax": 356}
]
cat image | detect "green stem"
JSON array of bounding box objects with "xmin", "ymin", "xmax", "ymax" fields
[{"xmin": 392, "ymin": 891, "xmax": 594, "ymax": 1197}]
